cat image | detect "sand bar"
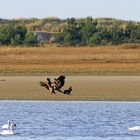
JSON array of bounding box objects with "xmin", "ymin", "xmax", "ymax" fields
[{"xmin": 0, "ymin": 76, "xmax": 140, "ymax": 101}]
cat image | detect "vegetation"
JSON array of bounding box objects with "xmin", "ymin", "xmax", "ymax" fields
[
  {"xmin": 56, "ymin": 17, "xmax": 140, "ymax": 46},
  {"xmin": 0, "ymin": 23, "xmax": 38, "ymax": 46},
  {"xmin": 0, "ymin": 17, "xmax": 140, "ymax": 46},
  {"xmin": 0, "ymin": 17, "xmax": 66, "ymax": 32},
  {"xmin": 0, "ymin": 45, "xmax": 139, "ymax": 75}
]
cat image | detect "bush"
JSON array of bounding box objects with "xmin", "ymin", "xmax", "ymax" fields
[
  {"xmin": 0, "ymin": 24, "xmax": 15, "ymax": 45},
  {"xmin": 24, "ymin": 32, "xmax": 38, "ymax": 45},
  {"xmin": 89, "ymin": 33, "xmax": 102, "ymax": 46},
  {"xmin": 0, "ymin": 23, "xmax": 38, "ymax": 46},
  {"xmin": 11, "ymin": 34, "xmax": 21, "ymax": 46}
]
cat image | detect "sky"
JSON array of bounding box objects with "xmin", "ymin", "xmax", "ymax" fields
[{"xmin": 0, "ymin": 0, "xmax": 140, "ymax": 21}]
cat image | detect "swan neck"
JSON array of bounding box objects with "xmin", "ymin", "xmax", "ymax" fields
[{"xmin": 10, "ymin": 125, "xmax": 13, "ymax": 132}]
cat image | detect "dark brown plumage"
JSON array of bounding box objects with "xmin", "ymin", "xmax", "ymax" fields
[
  {"xmin": 40, "ymin": 75, "xmax": 72, "ymax": 95},
  {"xmin": 63, "ymin": 86, "xmax": 72, "ymax": 95},
  {"xmin": 53, "ymin": 75, "xmax": 65, "ymax": 92}
]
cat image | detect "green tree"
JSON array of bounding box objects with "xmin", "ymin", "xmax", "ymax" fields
[
  {"xmin": 55, "ymin": 33, "xmax": 64, "ymax": 44},
  {"xmin": 125, "ymin": 22, "xmax": 137, "ymax": 41},
  {"xmin": 14, "ymin": 25, "xmax": 27, "ymax": 39},
  {"xmin": 11, "ymin": 25, "xmax": 27, "ymax": 45},
  {"xmin": 96, "ymin": 26, "xmax": 112, "ymax": 45},
  {"xmin": 24, "ymin": 32, "xmax": 38, "ymax": 45},
  {"xmin": 0, "ymin": 24, "xmax": 15, "ymax": 44},
  {"xmin": 0, "ymin": 23, "xmax": 38, "ymax": 46},
  {"xmin": 81, "ymin": 17, "xmax": 97, "ymax": 45},
  {"xmin": 130, "ymin": 26, "xmax": 140, "ymax": 42},
  {"xmin": 11, "ymin": 34, "xmax": 21, "ymax": 46},
  {"xmin": 63, "ymin": 18, "xmax": 82, "ymax": 45},
  {"xmin": 89, "ymin": 32, "xmax": 102, "ymax": 46},
  {"xmin": 109, "ymin": 25, "xmax": 125, "ymax": 44}
]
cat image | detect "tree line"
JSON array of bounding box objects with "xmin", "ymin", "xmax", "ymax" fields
[
  {"xmin": 0, "ymin": 23, "xmax": 38, "ymax": 46},
  {"xmin": 0, "ymin": 17, "xmax": 65, "ymax": 32},
  {"xmin": 56, "ymin": 17, "xmax": 140, "ymax": 46},
  {"xmin": 0, "ymin": 17, "xmax": 140, "ymax": 46}
]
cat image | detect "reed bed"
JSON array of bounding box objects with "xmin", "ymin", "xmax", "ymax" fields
[{"xmin": 0, "ymin": 44, "xmax": 140, "ymax": 75}]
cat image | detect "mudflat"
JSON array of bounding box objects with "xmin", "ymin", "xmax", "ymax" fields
[{"xmin": 0, "ymin": 76, "xmax": 139, "ymax": 101}]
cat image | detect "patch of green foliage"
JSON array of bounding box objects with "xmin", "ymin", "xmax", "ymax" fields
[
  {"xmin": 0, "ymin": 23, "xmax": 38, "ymax": 46},
  {"xmin": 56, "ymin": 17, "xmax": 140, "ymax": 46},
  {"xmin": 0, "ymin": 17, "xmax": 140, "ymax": 46}
]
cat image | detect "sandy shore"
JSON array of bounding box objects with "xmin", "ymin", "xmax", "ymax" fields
[{"xmin": 0, "ymin": 76, "xmax": 140, "ymax": 101}]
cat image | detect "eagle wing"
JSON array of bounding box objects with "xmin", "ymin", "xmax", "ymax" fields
[
  {"xmin": 54, "ymin": 75, "xmax": 65, "ymax": 91},
  {"xmin": 39, "ymin": 81, "xmax": 49, "ymax": 90}
]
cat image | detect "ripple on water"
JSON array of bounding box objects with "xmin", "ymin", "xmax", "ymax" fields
[{"xmin": 0, "ymin": 101, "xmax": 140, "ymax": 140}]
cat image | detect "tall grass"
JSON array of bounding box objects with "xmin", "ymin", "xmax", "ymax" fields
[{"xmin": 0, "ymin": 44, "xmax": 140, "ymax": 75}]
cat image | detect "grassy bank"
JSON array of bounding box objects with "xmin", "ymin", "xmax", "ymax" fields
[{"xmin": 0, "ymin": 44, "xmax": 140, "ymax": 75}]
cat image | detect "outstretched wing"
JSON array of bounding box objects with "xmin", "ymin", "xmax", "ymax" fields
[
  {"xmin": 40, "ymin": 75, "xmax": 72, "ymax": 95},
  {"xmin": 39, "ymin": 81, "xmax": 49, "ymax": 90},
  {"xmin": 39, "ymin": 81, "xmax": 45, "ymax": 86},
  {"xmin": 54, "ymin": 75, "xmax": 65, "ymax": 91}
]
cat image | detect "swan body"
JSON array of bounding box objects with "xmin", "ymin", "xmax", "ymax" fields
[
  {"xmin": 128, "ymin": 126, "xmax": 140, "ymax": 131},
  {"xmin": 2, "ymin": 120, "xmax": 11, "ymax": 129},
  {"xmin": 1, "ymin": 123, "xmax": 16, "ymax": 135},
  {"xmin": 0, "ymin": 129, "xmax": 14, "ymax": 135}
]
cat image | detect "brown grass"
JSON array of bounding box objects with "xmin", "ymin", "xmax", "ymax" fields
[{"xmin": 0, "ymin": 44, "xmax": 140, "ymax": 75}]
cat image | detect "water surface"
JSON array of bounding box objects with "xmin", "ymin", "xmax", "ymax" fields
[{"xmin": 0, "ymin": 101, "xmax": 140, "ymax": 140}]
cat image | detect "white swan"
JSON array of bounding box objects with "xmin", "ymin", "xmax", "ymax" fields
[
  {"xmin": 0, "ymin": 123, "xmax": 16, "ymax": 135},
  {"xmin": 128, "ymin": 126, "xmax": 140, "ymax": 131},
  {"xmin": 2, "ymin": 120, "xmax": 11, "ymax": 129}
]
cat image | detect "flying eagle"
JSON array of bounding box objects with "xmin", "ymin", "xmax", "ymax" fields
[
  {"xmin": 53, "ymin": 75, "xmax": 65, "ymax": 92},
  {"xmin": 39, "ymin": 78, "xmax": 55, "ymax": 94},
  {"xmin": 40, "ymin": 75, "xmax": 72, "ymax": 95}
]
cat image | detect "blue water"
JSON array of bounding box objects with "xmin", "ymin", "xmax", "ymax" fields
[{"xmin": 0, "ymin": 101, "xmax": 140, "ymax": 140}]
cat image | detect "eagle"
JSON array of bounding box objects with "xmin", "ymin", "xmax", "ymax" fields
[
  {"xmin": 53, "ymin": 75, "xmax": 65, "ymax": 92},
  {"xmin": 40, "ymin": 75, "xmax": 72, "ymax": 95},
  {"xmin": 63, "ymin": 86, "xmax": 72, "ymax": 95},
  {"xmin": 39, "ymin": 78, "xmax": 55, "ymax": 94}
]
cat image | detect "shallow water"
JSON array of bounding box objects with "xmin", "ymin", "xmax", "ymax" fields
[{"xmin": 0, "ymin": 101, "xmax": 140, "ymax": 140}]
